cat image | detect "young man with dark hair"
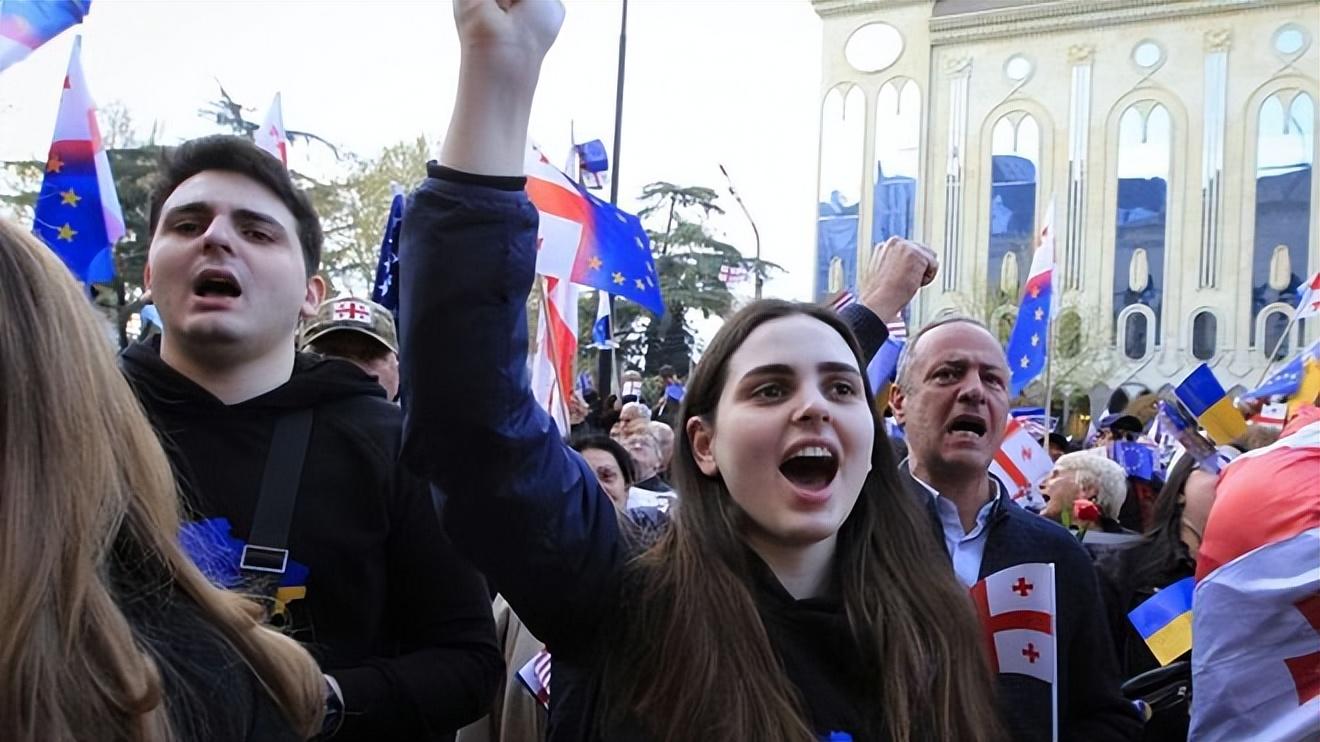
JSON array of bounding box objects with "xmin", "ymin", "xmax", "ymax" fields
[{"xmin": 122, "ymin": 135, "xmax": 501, "ymax": 740}]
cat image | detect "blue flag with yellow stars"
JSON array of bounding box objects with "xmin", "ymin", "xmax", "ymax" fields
[{"xmin": 32, "ymin": 36, "xmax": 123, "ymax": 284}]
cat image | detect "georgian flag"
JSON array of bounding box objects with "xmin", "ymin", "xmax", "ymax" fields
[
  {"xmin": 530, "ymin": 276, "xmax": 579, "ymax": 437},
  {"xmin": 254, "ymin": 92, "xmax": 288, "ymax": 166},
  {"xmin": 1191, "ymin": 414, "xmax": 1320, "ymax": 741},
  {"xmin": 970, "ymin": 562, "xmax": 1057, "ymax": 685},
  {"xmin": 1295, "ymin": 270, "xmax": 1320, "ymax": 320},
  {"xmin": 989, "ymin": 417, "xmax": 1053, "ymax": 510}
]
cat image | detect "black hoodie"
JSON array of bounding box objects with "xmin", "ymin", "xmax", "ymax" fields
[{"xmin": 121, "ymin": 339, "xmax": 501, "ymax": 741}]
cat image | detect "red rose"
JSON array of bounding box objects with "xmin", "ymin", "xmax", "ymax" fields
[{"xmin": 1073, "ymin": 498, "xmax": 1101, "ymax": 524}]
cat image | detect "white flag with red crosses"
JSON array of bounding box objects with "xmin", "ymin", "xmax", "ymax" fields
[
  {"xmin": 331, "ymin": 299, "xmax": 372, "ymax": 325},
  {"xmin": 255, "ymin": 92, "xmax": 288, "ymax": 166},
  {"xmin": 970, "ymin": 562, "xmax": 1057, "ymax": 685},
  {"xmin": 989, "ymin": 417, "xmax": 1053, "ymax": 509}
]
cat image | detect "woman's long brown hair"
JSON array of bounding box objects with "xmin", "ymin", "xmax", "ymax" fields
[
  {"xmin": 603, "ymin": 300, "xmax": 1003, "ymax": 741},
  {"xmin": 0, "ymin": 220, "xmax": 324, "ymax": 740}
]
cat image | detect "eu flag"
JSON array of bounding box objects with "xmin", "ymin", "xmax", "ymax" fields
[
  {"xmin": 371, "ymin": 193, "xmax": 404, "ymax": 312},
  {"xmin": 31, "ymin": 36, "xmax": 123, "ymax": 284},
  {"xmin": 527, "ymin": 146, "xmax": 665, "ymax": 315},
  {"xmin": 1242, "ymin": 340, "xmax": 1320, "ymax": 401},
  {"xmin": 1004, "ymin": 204, "xmax": 1056, "ymax": 396}
]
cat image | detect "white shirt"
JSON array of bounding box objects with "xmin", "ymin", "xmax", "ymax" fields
[{"xmin": 911, "ymin": 474, "xmax": 996, "ymax": 587}]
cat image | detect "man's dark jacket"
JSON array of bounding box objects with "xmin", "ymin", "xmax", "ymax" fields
[
  {"xmin": 122, "ymin": 340, "xmax": 502, "ymax": 740},
  {"xmin": 846, "ymin": 305, "xmax": 1141, "ymax": 741}
]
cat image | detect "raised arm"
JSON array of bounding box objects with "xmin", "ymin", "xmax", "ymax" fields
[
  {"xmin": 399, "ymin": 0, "xmax": 626, "ymax": 655},
  {"xmin": 842, "ymin": 236, "xmax": 938, "ymax": 362}
]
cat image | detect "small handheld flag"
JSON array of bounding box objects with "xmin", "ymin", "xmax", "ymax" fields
[
  {"xmin": 1156, "ymin": 399, "xmax": 1227, "ymax": 474},
  {"xmin": 1128, "ymin": 576, "xmax": 1194, "ymax": 667},
  {"xmin": 590, "ymin": 290, "xmax": 616, "ymax": 349},
  {"xmin": 1288, "ymin": 356, "xmax": 1320, "ymax": 420},
  {"xmin": 1242, "ymin": 340, "xmax": 1320, "ymax": 401},
  {"xmin": 970, "ymin": 562, "xmax": 1057, "ymax": 685},
  {"xmin": 989, "ymin": 416, "xmax": 1053, "ymax": 509},
  {"xmin": 254, "ymin": 92, "xmax": 288, "ymax": 165},
  {"xmin": 0, "ymin": 0, "xmax": 90, "ymax": 73},
  {"xmin": 516, "ymin": 650, "xmax": 552, "ymax": 710},
  {"xmin": 1175, "ymin": 364, "xmax": 1247, "ymax": 445},
  {"xmin": 1295, "ymin": 270, "xmax": 1320, "ymax": 320},
  {"xmin": 32, "ymin": 36, "xmax": 123, "ymax": 284},
  {"xmin": 1005, "ymin": 202, "xmax": 1056, "ymax": 396}
]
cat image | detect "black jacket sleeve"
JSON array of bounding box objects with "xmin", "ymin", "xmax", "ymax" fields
[
  {"xmin": 398, "ymin": 168, "xmax": 629, "ymax": 658},
  {"xmin": 839, "ymin": 303, "xmax": 890, "ymax": 364},
  {"xmin": 330, "ymin": 469, "xmax": 502, "ymax": 739}
]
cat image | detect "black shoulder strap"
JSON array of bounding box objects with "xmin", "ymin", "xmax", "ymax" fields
[{"xmin": 240, "ymin": 409, "xmax": 314, "ymax": 576}]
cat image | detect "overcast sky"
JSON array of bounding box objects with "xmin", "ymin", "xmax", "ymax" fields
[{"xmin": 0, "ymin": 0, "xmax": 825, "ymax": 301}]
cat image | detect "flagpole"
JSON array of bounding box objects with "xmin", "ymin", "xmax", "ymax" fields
[
  {"xmin": 1041, "ymin": 314, "xmax": 1054, "ymax": 446},
  {"xmin": 1050, "ymin": 563, "xmax": 1059, "ymax": 742},
  {"xmin": 1039, "ymin": 196, "xmax": 1057, "ymax": 446},
  {"xmin": 609, "ymin": 0, "xmax": 628, "ymax": 207},
  {"xmin": 597, "ymin": 0, "xmax": 628, "ymax": 399},
  {"xmin": 1255, "ymin": 312, "xmax": 1301, "ymax": 388}
]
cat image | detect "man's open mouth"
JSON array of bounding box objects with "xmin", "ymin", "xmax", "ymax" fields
[{"xmin": 193, "ymin": 269, "xmax": 242, "ymax": 298}]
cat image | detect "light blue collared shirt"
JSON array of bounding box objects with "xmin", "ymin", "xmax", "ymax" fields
[{"xmin": 910, "ymin": 474, "xmax": 996, "ymax": 587}]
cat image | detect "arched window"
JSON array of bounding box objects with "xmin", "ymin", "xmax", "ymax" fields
[
  {"xmin": 1262, "ymin": 309, "xmax": 1292, "ymax": 360},
  {"xmin": 1251, "ymin": 91, "xmax": 1314, "ymax": 343},
  {"xmin": 987, "ymin": 112, "xmax": 1039, "ymax": 303},
  {"xmin": 1113, "ymin": 102, "xmax": 1170, "ymax": 337},
  {"xmin": 828, "ymin": 257, "xmax": 844, "ymax": 294},
  {"xmin": 1124, "ymin": 310, "xmax": 1145, "ymax": 359},
  {"xmin": 873, "ymin": 78, "xmax": 921, "ymax": 247},
  {"xmin": 1057, "ymin": 311, "xmax": 1082, "ymax": 358},
  {"xmin": 816, "ymin": 85, "xmax": 866, "ymax": 303},
  {"xmin": 1191, "ymin": 311, "xmax": 1217, "ymax": 361}
]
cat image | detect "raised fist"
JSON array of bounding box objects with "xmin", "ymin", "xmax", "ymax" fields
[
  {"xmin": 859, "ymin": 236, "xmax": 938, "ymax": 321},
  {"xmin": 453, "ymin": 0, "xmax": 564, "ymax": 70}
]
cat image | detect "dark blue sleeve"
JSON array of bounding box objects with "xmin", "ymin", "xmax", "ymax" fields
[
  {"xmin": 839, "ymin": 303, "xmax": 889, "ymax": 363},
  {"xmin": 398, "ymin": 174, "xmax": 626, "ymax": 655}
]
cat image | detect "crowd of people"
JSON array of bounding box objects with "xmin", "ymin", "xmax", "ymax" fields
[{"xmin": 2, "ymin": 1, "xmax": 1316, "ymax": 741}]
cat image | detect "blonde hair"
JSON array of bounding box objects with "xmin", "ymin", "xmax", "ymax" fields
[
  {"xmin": 1054, "ymin": 450, "xmax": 1128, "ymax": 519},
  {"xmin": 0, "ymin": 220, "xmax": 324, "ymax": 741}
]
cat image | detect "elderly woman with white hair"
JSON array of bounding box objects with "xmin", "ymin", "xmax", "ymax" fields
[{"xmin": 1041, "ymin": 451, "xmax": 1131, "ymax": 530}]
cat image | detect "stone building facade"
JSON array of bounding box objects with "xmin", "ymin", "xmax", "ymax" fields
[{"xmin": 812, "ymin": 0, "xmax": 1319, "ymax": 411}]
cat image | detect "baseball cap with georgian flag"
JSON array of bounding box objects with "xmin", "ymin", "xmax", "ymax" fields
[{"xmin": 300, "ymin": 297, "xmax": 398, "ymax": 354}]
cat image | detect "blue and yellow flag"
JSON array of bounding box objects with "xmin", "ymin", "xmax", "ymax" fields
[
  {"xmin": 1287, "ymin": 357, "xmax": 1320, "ymax": 420},
  {"xmin": 1128, "ymin": 576, "xmax": 1194, "ymax": 666},
  {"xmin": 1175, "ymin": 364, "xmax": 1247, "ymax": 445}
]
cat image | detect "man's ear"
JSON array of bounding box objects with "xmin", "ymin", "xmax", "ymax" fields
[
  {"xmin": 889, "ymin": 384, "xmax": 908, "ymax": 425},
  {"xmin": 301, "ymin": 275, "xmax": 327, "ymax": 319},
  {"xmin": 687, "ymin": 416, "xmax": 719, "ymax": 477}
]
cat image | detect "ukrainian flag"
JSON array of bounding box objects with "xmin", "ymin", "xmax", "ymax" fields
[
  {"xmin": 1287, "ymin": 357, "xmax": 1320, "ymax": 419},
  {"xmin": 1175, "ymin": 364, "xmax": 1247, "ymax": 445},
  {"xmin": 1128, "ymin": 576, "xmax": 1194, "ymax": 666}
]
